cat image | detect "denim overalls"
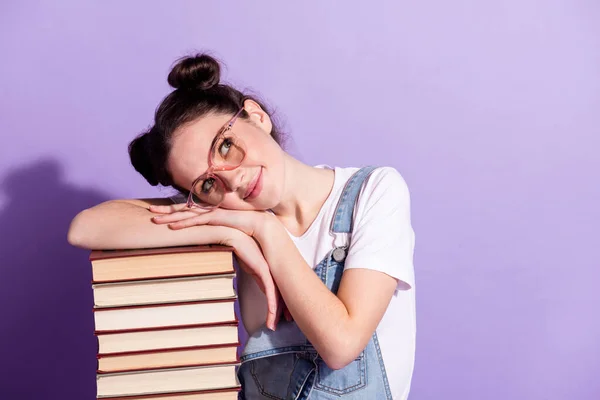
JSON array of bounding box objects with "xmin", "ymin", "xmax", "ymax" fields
[{"xmin": 237, "ymin": 166, "xmax": 394, "ymax": 399}]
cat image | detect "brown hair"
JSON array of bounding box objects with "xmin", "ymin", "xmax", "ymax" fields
[{"xmin": 128, "ymin": 53, "xmax": 284, "ymax": 194}]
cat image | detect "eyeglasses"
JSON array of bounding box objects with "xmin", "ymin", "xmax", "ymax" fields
[{"xmin": 186, "ymin": 107, "xmax": 247, "ymax": 209}]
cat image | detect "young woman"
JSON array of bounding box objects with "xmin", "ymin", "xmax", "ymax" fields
[{"xmin": 68, "ymin": 54, "xmax": 416, "ymax": 399}]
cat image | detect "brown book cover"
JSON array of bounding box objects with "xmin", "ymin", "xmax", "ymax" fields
[
  {"xmin": 90, "ymin": 245, "xmax": 235, "ymax": 283},
  {"xmin": 92, "ymin": 274, "xmax": 236, "ymax": 308},
  {"xmin": 90, "ymin": 244, "xmax": 233, "ymax": 261}
]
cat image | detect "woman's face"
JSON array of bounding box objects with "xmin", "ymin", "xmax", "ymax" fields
[{"xmin": 167, "ymin": 100, "xmax": 286, "ymax": 211}]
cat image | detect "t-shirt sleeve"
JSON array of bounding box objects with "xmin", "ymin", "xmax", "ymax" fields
[{"xmin": 343, "ymin": 167, "xmax": 416, "ymax": 292}]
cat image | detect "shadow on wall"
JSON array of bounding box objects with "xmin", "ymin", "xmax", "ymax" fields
[{"xmin": 0, "ymin": 159, "xmax": 110, "ymax": 400}]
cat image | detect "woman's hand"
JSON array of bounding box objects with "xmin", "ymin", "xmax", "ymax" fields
[
  {"xmin": 223, "ymin": 229, "xmax": 284, "ymax": 331},
  {"xmin": 149, "ymin": 204, "xmax": 283, "ymax": 330},
  {"xmin": 150, "ymin": 204, "xmax": 269, "ymax": 236},
  {"xmin": 149, "ymin": 204, "xmax": 284, "ymax": 329},
  {"xmin": 148, "ymin": 204, "xmax": 270, "ymax": 238}
]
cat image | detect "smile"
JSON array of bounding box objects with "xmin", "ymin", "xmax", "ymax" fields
[{"xmin": 244, "ymin": 167, "xmax": 263, "ymax": 200}]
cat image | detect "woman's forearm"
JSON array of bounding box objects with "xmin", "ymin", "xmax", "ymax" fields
[
  {"xmin": 67, "ymin": 199, "xmax": 221, "ymax": 250},
  {"xmin": 255, "ymin": 216, "xmax": 355, "ymax": 369}
]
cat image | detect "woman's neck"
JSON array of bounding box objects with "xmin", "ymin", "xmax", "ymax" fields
[{"xmin": 271, "ymin": 154, "xmax": 335, "ymax": 237}]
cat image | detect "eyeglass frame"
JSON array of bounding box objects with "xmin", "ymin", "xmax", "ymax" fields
[{"xmin": 185, "ymin": 107, "xmax": 246, "ymax": 209}]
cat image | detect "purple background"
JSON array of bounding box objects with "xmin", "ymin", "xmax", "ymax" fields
[{"xmin": 1, "ymin": 1, "xmax": 599, "ymax": 399}]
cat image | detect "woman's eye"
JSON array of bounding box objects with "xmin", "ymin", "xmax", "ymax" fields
[
  {"xmin": 219, "ymin": 138, "xmax": 233, "ymax": 157},
  {"xmin": 201, "ymin": 178, "xmax": 215, "ymax": 193}
]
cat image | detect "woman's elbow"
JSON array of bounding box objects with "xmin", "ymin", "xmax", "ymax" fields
[
  {"xmin": 321, "ymin": 337, "xmax": 363, "ymax": 371},
  {"xmin": 67, "ymin": 209, "xmax": 91, "ymax": 248},
  {"xmin": 322, "ymin": 351, "xmax": 359, "ymax": 371},
  {"xmin": 67, "ymin": 199, "xmax": 128, "ymax": 248}
]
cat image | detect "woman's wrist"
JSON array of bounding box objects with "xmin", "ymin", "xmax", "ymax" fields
[
  {"xmin": 254, "ymin": 212, "xmax": 284, "ymax": 244},
  {"xmin": 255, "ymin": 214, "xmax": 299, "ymax": 276}
]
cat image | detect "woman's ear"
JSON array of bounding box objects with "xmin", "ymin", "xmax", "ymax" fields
[{"xmin": 243, "ymin": 99, "xmax": 272, "ymax": 134}]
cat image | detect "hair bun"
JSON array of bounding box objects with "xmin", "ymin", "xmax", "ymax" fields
[{"xmin": 168, "ymin": 53, "xmax": 221, "ymax": 91}]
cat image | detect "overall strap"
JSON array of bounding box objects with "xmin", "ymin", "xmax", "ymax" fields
[{"xmin": 329, "ymin": 165, "xmax": 378, "ymax": 234}]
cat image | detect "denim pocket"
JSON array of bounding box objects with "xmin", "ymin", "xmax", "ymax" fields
[
  {"xmin": 314, "ymin": 351, "xmax": 367, "ymax": 395},
  {"xmin": 248, "ymin": 353, "xmax": 297, "ymax": 400}
]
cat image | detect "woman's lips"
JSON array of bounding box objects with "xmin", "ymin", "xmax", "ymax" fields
[{"xmin": 245, "ymin": 168, "xmax": 263, "ymax": 200}]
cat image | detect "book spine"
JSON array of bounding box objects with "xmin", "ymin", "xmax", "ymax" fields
[
  {"xmin": 95, "ymin": 321, "xmax": 239, "ymax": 336},
  {"xmin": 96, "ymin": 386, "xmax": 241, "ymax": 400},
  {"xmin": 97, "ymin": 359, "xmax": 242, "ymax": 374},
  {"xmin": 96, "ymin": 363, "xmax": 241, "ymax": 377},
  {"xmin": 94, "ymin": 318, "xmax": 239, "ymax": 335},
  {"xmin": 93, "ymin": 296, "xmax": 237, "ymax": 310},
  {"xmin": 92, "ymin": 273, "xmax": 235, "ymax": 287},
  {"xmin": 89, "ymin": 244, "xmax": 234, "ymax": 261},
  {"xmin": 92, "ymin": 298, "xmax": 236, "ymax": 312},
  {"xmin": 91, "ymin": 269, "xmax": 235, "ymax": 284},
  {"xmin": 97, "ymin": 342, "xmax": 241, "ymax": 357}
]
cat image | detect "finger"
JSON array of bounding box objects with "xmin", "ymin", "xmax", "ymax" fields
[
  {"xmin": 261, "ymin": 274, "xmax": 280, "ymax": 331},
  {"xmin": 148, "ymin": 203, "xmax": 189, "ymax": 214},
  {"xmin": 152, "ymin": 210, "xmax": 203, "ymax": 224},
  {"xmin": 168, "ymin": 214, "xmax": 213, "ymax": 230},
  {"xmin": 253, "ymin": 273, "xmax": 267, "ymax": 295},
  {"xmin": 244, "ymin": 268, "xmax": 279, "ymax": 330},
  {"xmin": 172, "ymin": 209, "xmax": 257, "ymax": 236},
  {"xmin": 232, "ymin": 235, "xmax": 279, "ymax": 330},
  {"xmin": 168, "ymin": 210, "xmax": 248, "ymax": 234},
  {"xmin": 236, "ymin": 257, "xmax": 266, "ymax": 295}
]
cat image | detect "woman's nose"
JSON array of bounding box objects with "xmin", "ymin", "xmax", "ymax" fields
[{"xmin": 215, "ymin": 168, "xmax": 245, "ymax": 194}]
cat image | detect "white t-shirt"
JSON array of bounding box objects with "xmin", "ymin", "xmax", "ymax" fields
[{"xmin": 236, "ymin": 165, "xmax": 417, "ymax": 400}]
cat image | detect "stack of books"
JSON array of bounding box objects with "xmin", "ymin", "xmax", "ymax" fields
[{"xmin": 89, "ymin": 245, "xmax": 241, "ymax": 399}]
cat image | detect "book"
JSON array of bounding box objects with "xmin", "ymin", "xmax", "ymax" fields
[
  {"xmin": 90, "ymin": 245, "xmax": 234, "ymax": 283},
  {"xmin": 89, "ymin": 244, "xmax": 242, "ymax": 399},
  {"xmin": 96, "ymin": 323, "xmax": 240, "ymax": 355},
  {"xmin": 96, "ymin": 364, "xmax": 240, "ymax": 398},
  {"xmin": 96, "ymin": 387, "xmax": 240, "ymax": 400},
  {"xmin": 93, "ymin": 274, "xmax": 236, "ymax": 308},
  {"xmin": 97, "ymin": 344, "xmax": 240, "ymax": 373},
  {"xmin": 93, "ymin": 299, "xmax": 237, "ymax": 333}
]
